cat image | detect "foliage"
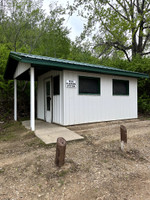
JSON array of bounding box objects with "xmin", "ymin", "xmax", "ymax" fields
[
  {"xmin": 0, "ymin": 44, "xmax": 14, "ymax": 121},
  {"xmin": 35, "ymin": 4, "xmax": 71, "ymax": 58},
  {"xmin": 0, "ymin": 0, "xmax": 150, "ymax": 120},
  {"xmin": 69, "ymin": 0, "xmax": 150, "ymax": 61},
  {"xmin": 68, "ymin": 41, "xmax": 100, "ymax": 64},
  {"xmin": 0, "ymin": 0, "xmax": 45, "ymax": 53},
  {"xmin": 0, "ymin": 0, "xmax": 71, "ymax": 55},
  {"xmin": 0, "ymin": 121, "xmax": 24, "ymax": 141},
  {"xmin": 0, "ymin": 0, "xmax": 71, "ymax": 121}
]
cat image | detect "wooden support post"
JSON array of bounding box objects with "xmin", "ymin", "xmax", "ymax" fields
[
  {"xmin": 120, "ymin": 125, "xmax": 127, "ymax": 151},
  {"xmin": 55, "ymin": 137, "xmax": 66, "ymax": 167}
]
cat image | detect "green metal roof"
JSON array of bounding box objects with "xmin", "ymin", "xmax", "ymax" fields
[{"xmin": 4, "ymin": 51, "xmax": 149, "ymax": 80}]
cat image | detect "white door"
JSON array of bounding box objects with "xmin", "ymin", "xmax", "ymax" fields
[{"xmin": 45, "ymin": 79, "xmax": 52, "ymax": 122}]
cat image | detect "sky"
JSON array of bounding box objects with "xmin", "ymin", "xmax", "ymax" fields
[{"xmin": 42, "ymin": 0, "xmax": 84, "ymax": 41}]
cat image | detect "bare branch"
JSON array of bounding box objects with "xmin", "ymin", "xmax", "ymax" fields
[
  {"xmin": 122, "ymin": 1, "xmax": 131, "ymax": 21},
  {"xmin": 142, "ymin": 33, "xmax": 150, "ymax": 51},
  {"xmin": 95, "ymin": 41, "xmax": 131, "ymax": 51},
  {"xmin": 141, "ymin": 0, "xmax": 145, "ymax": 10},
  {"xmin": 107, "ymin": 1, "xmax": 129, "ymax": 21},
  {"xmin": 116, "ymin": 0, "xmax": 131, "ymax": 21},
  {"xmin": 122, "ymin": 49, "xmax": 131, "ymax": 62},
  {"xmin": 97, "ymin": 46, "xmax": 111, "ymax": 58},
  {"xmin": 94, "ymin": 40, "xmax": 131, "ymax": 61},
  {"xmin": 136, "ymin": 0, "xmax": 141, "ymax": 12},
  {"xmin": 143, "ymin": 26, "xmax": 150, "ymax": 29},
  {"xmin": 140, "ymin": 51, "xmax": 150, "ymax": 55},
  {"xmin": 146, "ymin": 2, "xmax": 150, "ymax": 10},
  {"xmin": 113, "ymin": 43, "xmax": 131, "ymax": 61}
]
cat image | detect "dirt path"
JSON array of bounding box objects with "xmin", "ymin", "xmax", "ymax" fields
[{"xmin": 0, "ymin": 119, "xmax": 150, "ymax": 200}]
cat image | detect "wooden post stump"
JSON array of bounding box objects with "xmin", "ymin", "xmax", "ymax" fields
[
  {"xmin": 120, "ymin": 125, "xmax": 127, "ymax": 151},
  {"xmin": 55, "ymin": 137, "xmax": 66, "ymax": 167}
]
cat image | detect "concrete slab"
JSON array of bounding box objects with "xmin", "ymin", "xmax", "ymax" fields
[{"xmin": 22, "ymin": 120, "xmax": 84, "ymax": 144}]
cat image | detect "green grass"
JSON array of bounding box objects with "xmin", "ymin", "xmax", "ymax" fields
[
  {"xmin": 0, "ymin": 121, "xmax": 26, "ymax": 141},
  {"xmin": 0, "ymin": 121, "xmax": 36, "ymax": 142},
  {"xmin": 0, "ymin": 168, "xmax": 5, "ymax": 174},
  {"xmin": 26, "ymin": 138, "xmax": 46, "ymax": 147},
  {"xmin": 0, "ymin": 120, "xmax": 55, "ymax": 149},
  {"xmin": 57, "ymin": 170, "xmax": 68, "ymax": 177},
  {"xmin": 58, "ymin": 179, "xmax": 65, "ymax": 187}
]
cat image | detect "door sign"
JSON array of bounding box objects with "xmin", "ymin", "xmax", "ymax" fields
[{"xmin": 66, "ymin": 80, "xmax": 76, "ymax": 88}]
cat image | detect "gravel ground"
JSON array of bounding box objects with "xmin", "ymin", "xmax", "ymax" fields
[{"xmin": 0, "ymin": 119, "xmax": 150, "ymax": 200}]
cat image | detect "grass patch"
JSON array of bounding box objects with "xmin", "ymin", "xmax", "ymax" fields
[
  {"xmin": 22, "ymin": 131, "xmax": 36, "ymax": 139},
  {"xmin": 57, "ymin": 170, "xmax": 68, "ymax": 177},
  {"xmin": 26, "ymin": 137, "xmax": 46, "ymax": 147},
  {"xmin": 0, "ymin": 121, "xmax": 53, "ymax": 148},
  {"xmin": 58, "ymin": 179, "xmax": 65, "ymax": 187},
  {"xmin": 0, "ymin": 121, "xmax": 26, "ymax": 141},
  {"xmin": 24, "ymin": 134, "xmax": 56, "ymax": 149},
  {"xmin": 0, "ymin": 168, "xmax": 5, "ymax": 174}
]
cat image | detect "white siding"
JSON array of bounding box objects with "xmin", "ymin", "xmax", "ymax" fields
[
  {"xmin": 14, "ymin": 62, "xmax": 30, "ymax": 78},
  {"xmin": 37, "ymin": 76, "xmax": 44, "ymax": 120},
  {"xmin": 37, "ymin": 70, "xmax": 63, "ymax": 124},
  {"xmin": 37, "ymin": 69, "xmax": 138, "ymax": 126},
  {"xmin": 63, "ymin": 70, "xmax": 137, "ymax": 125}
]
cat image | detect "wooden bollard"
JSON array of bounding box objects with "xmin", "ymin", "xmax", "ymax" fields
[
  {"xmin": 55, "ymin": 137, "xmax": 66, "ymax": 167},
  {"xmin": 120, "ymin": 125, "xmax": 127, "ymax": 151}
]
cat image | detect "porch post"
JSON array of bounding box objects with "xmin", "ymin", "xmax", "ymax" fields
[
  {"xmin": 14, "ymin": 79, "xmax": 17, "ymax": 121},
  {"xmin": 30, "ymin": 67, "xmax": 35, "ymax": 131}
]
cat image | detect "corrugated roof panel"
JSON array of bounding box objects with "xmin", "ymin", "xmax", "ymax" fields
[
  {"xmin": 10, "ymin": 51, "xmax": 121, "ymax": 70},
  {"xmin": 4, "ymin": 51, "xmax": 149, "ymax": 80}
]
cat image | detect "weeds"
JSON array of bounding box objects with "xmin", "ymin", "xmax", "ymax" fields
[
  {"xmin": 0, "ymin": 121, "xmax": 25, "ymax": 141},
  {"xmin": 57, "ymin": 170, "xmax": 68, "ymax": 177},
  {"xmin": 0, "ymin": 168, "xmax": 5, "ymax": 174},
  {"xmin": 58, "ymin": 179, "xmax": 64, "ymax": 187}
]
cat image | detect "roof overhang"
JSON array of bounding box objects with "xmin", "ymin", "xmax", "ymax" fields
[{"xmin": 4, "ymin": 51, "xmax": 149, "ymax": 81}]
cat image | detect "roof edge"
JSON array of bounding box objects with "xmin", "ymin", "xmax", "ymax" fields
[
  {"xmin": 10, "ymin": 53, "xmax": 22, "ymax": 61},
  {"xmin": 21, "ymin": 57, "xmax": 149, "ymax": 78},
  {"xmin": 4, "ymin": 51, "xmax": 149, "ymax": 80}
]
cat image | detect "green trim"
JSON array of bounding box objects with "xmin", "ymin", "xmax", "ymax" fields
[
  {"xmin": 113, "ymin": 79, "xmax": 129, "ymax": 96},
  {"xmin": 4, "ymin": 51, "xmax": 149, "ymax": 80},
  {"xmin": 10, "ymin": 54, "xmax": 22, "ymax": 61},
  {"xmin": 78, "ymin": 76, "xmax": 101, "ymax": 95},
  {"xmin": 79, "ymin": 93, "xmax": 101, "ymax": 95},
  {"xmin": 21, "ymin": 57, "xmax": 148, "ymax": 78}
]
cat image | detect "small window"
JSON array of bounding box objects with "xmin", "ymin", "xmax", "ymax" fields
[
  {"xmin": 46, "ymin": 81, "xmax": 50, "ymax": 111},
  {"xmin": 46, "ymin": 81, "xmax": 50, "ymax": 96},
  {"xmin": 113, "ymin": 79, "xmax": 129, "ymax": 95},
  {"xmin": 47, "ymin": 97, "xmax": 50, "ymax": 111},
  {"xmin": 53, "ymin": 76, "xmax": 60, "ymax": 95},
  {"xmin": 79, "ymin": 76, "xmax": 100, "ymax": 95}
]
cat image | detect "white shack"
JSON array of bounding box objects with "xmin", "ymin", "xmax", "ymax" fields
[{"xmin": 4, "ymin": 51, "xmax": 148, "ymax": 131}]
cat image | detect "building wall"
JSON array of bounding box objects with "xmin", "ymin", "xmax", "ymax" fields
[
  {"xmin": 37, "ymin": 69, "xmax": 138, "ymax": 126},
  {"xmin": 14, "ymin": 62, "xmax": 30, "ymax": 79},
  {"xmin": 63, "ymin": 70, "xmax": 137, "ymax": 125},
  {"xmin": 37, "ymin": 70, "xmax": 63, "ymax": 124}
]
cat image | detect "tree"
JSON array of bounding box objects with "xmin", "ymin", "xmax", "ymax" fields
[
  {"xmin": 36, "ymin": 4, "xmax": 71, "ymax": 59},
  {"xmin": 69, "ymin": 0, "xmax": 150, "ymax": 61},
  {"xmin": 0, "ymin": 0, "xmax": 45, "ymax": 53},
  {"xmin": 68, "ymin": 40, "xmax": 100, "ymax": 64},
  {"xmin": 0, "ymin": 1, "xmax": 72, "ymax": 120}
]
